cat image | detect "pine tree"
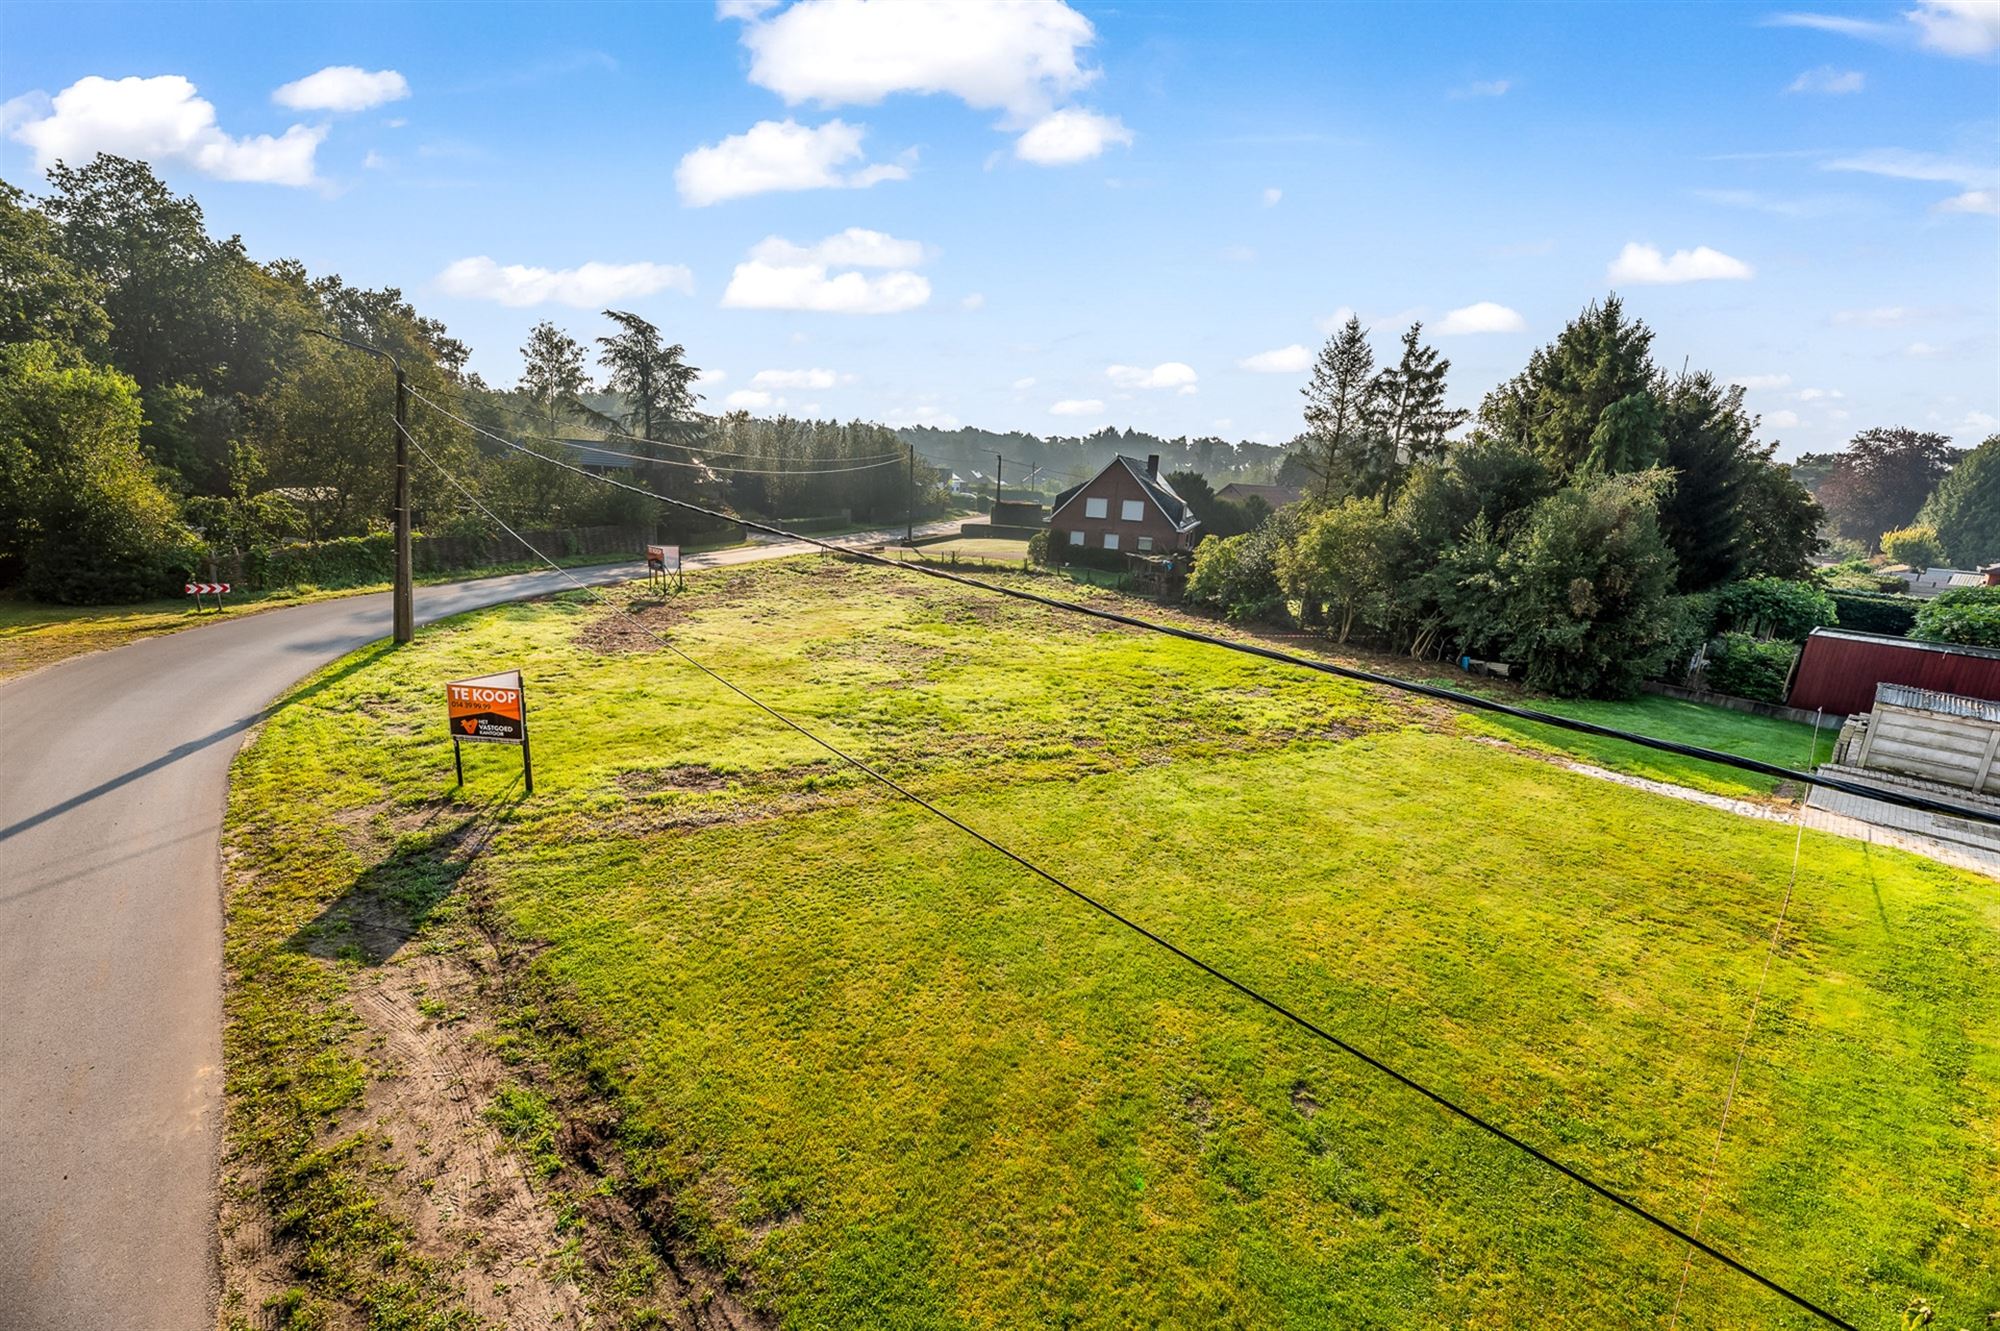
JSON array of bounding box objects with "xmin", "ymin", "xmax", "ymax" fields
[
  {"xmin": 1371, "ymin": 321, "xmax": 1469, "ymax": 494},
  {"xmin": 1299, "ymin": 315, "xmax": 1378, "ymax": 503},
  {"xmin": 1478, "ymin": 295, "xmax": 1659, "ymax": 478},
  {"xmin": 596, "ymin": 310, "xmax": 701, "ymax": 444}
]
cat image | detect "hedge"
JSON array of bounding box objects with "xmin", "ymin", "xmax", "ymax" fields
[
  {"xmin": 1704, "ymin": 633, "xmax": 1799, "ymax": 705},
  {"xmin": 1827, "ymin": 590, "xmax": 1918, "ymax": 637}
]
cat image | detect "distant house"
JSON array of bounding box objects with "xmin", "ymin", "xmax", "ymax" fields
[
  {"xmin": 1217, "ymin": 482, "xmax": 1301, "ymax": 509},
  {"xmin": 1049, "ymin": 454, "xmax": 1201, "ymax": 554},
  {"xmin": 559, "ymin": 439, "xmax": 637, "ymax": 476}
]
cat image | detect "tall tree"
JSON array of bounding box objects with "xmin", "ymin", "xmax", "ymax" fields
[
  {"xmin": 1298, "ymin": 315, "xmax": 1379, "ymax": 502},
  {"xmin": 518, "ymin": 321, "xmax": 588, "ymax": 438},
  {"xmin": 1479, "ymin": 294, "xmax": 1660, "ymax": 478},
  {"xmin": 1654, "ymin": 372, "xmax": 1756, "ymax": 590},
  {"xmin": 0, "ymin": 181, "xmax": 109, "ymax": 359},
  {"xmin": 1816, "ymin": 426, "xmax": 1958, "ymax": 548},
  {"xmin": 1371, "ymin": 321, "xmax": 1468, "ymax": 492},
  {"xmin": 1919, "ymin": 433, "xmax": 2000, "ymax": 567},
  {"xmin": 595, "ymin": 310, "xmax": 701, "ymax": 443}
]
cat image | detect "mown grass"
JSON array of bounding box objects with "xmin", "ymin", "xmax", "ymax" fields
[{"xmin": 223, "ymin": 559, "xmax": 2000, "ymax": 1329}]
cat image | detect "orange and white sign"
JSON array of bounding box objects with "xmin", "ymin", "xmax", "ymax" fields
[
  {"xmin": 445, "ymin": 670, "xmax": 527, "ymax": 745},
  {"xmin": 646, "ymin": 543, "xmax": 680, "ymax": 570}
]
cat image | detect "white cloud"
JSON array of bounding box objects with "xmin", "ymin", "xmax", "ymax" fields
[
  {"xmin": 1907, "ymin": 0, "xmax": 2000, "ymax": 56},
  {"xmin": 273, "ymin": 66, "xmax": 409, "ymax": 112},
  {"xmin": 696, "ymin": 367, "xmax": 728, "ymax": 386},
  {"xmin": 1014, "ymin": 108, "xmax": 1132, "ymax": 164},
  {"xmin": 1012, "ymin": 376, "xmax": 1037, "ymax": 390},
  {"xmin": 1451, "ymin": 78, "xmax": 1513, "ymax": 98},
  {"xmin": 362, "ymin": 149, "xmax": 387, "ymax": 169},
  {"xmin": 1730, "ymin": 373, "xmax": 1793, "ymax": 390},
  {"xmin": 1825, "ymin": 148, "xmax": 1996, "ymax": 186},
  {"xmin": 1049, "ymin": 398, "xmax": 1104, "ymax": 416},
  {"xmin": 732, "ymin": 0, "xmax": 1100, "ymax": 117},
  {"xmin": 883, "ymin": 406, "xmax": 960, "ymax": 429},
  {"xmin": 1938, "ymin": 188, "xmax": 1999, "ymax": 214},
  {"xmin": 725, "ymin": 389, "xmax": 777, "ymax": 410},
  {"xmin": 1436, "ymin": 301, "xmax": 1527, "ymax": 334},
  {"xmin": 1314, "ymin": 305, "xmax": 1359, "ymax": 334},
  {"xmin": 722, "ymin": 228, "xmax": 931, "ymax": 314},
  {"xmin": 673, "ymin": 118, "xmax": 907, "ymax": 205},
  {"xmin": 1959, "ymin": 408, "xmax": 2000, "ymax": 433},
  {"xmin": 1238, "ymin": 344, "xmax": 1313, "ymax": 374},
  {"xmin": 750, "ymin": 367, "xmax": 851, "ymax": 389},
  {"xmin": 1786, "ymin": 65, "xmax": 1866, "ymax": 93},
  {"xmin": 717, "ymin": 0, "xmax": 779, "ymax": 17},
  {"xmin": 1219, "ymin": 245, "xmax": 1257, "ymax": 263},
  {"xmin": 750, "ymin": 227, "xmax": 927, "ymax": 267},
  {"xmin": 1607, "ymin": 242, "xmax": 1753, "ymax": 284},
  {"xmin": 1905, "ymin": 340, "xmax": 1946, "ymax": 357},
  {"xmin": 8, "ymin": 74, "xmax": 326, "ymax": 186},
  {"xmin": 1261, "ymin": 186, "xmax": 1282, "ymax": 207},
  {"xmin": 1764, "ymin": 4, "xmax": 1999, "ymax": 55},
  {"xmin": 1796, "ymin": 387, "xmax": 1841, "ymax": 401},
  {"xmin": 1766, "ymin": 409, "xmax": 1802, "ymax": 428},
  {"xmin": 434, "ymin": 256, "xmax": 693, "ymax": 307},
  {"xmin": 960, "ymin": 292, "xmax": 986, "ymax": 310},
  {"xmin": 1107, "ymin": 362, "xmax": 1198, "ymax": 392}
]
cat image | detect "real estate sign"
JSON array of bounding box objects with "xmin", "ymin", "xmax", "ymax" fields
[
  {"xmin": 445, "ymin": 670, "xmax": 527, "ymax": 745},
  {"xmin": 646, "ymin": 543, "xmax": 680, "ymax": 570}
]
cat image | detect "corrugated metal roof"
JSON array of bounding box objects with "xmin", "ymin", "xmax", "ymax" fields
[
  {"xmin": 1806, "ymin": 627, "xmax": 2000, "ymax": 663},
  {"xmin": 1877, "ymin": 683, "xmax": 2000, "ymax": 723}
]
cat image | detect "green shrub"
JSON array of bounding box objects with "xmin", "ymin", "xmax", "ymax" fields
[
  {"xmin": 1026, "ymin": 529, "xmax": 1051, "ymax": 566},
  {"xmin": 1827, "ymin": 590, "xmax": 1917, "ymax": 637},
  {"xmin": 1912, "ymin": 586, "xmax": 2000, "ymax": 648},
  {"xmin": 1880, "ymin": 524, "xmax": 1943, "ymax": 569},
  {"xmin": 1713, "ymin": 576, "xmax": 1838, "ymax": 642},
  {"xmin": 1704, "ymin": 633, "xmax": 1799, "ymax": 704}
]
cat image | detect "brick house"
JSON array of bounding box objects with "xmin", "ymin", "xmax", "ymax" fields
[{"xmin": 1048, "ymin": 454, "xmax": 1201, "ymax": 554}]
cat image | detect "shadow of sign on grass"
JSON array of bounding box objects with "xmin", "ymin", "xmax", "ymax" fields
[{"xmin": 287, "ymin": 798, "xmax": 509, "ymax": 964}]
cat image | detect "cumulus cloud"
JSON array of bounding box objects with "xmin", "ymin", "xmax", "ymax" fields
[
  {"xmin": 1107, "ymin": 362, "xmax": 1197, "ymax": 392},
  {"xmin": 1905, "ymin": 340, "xmax": 1945, "ymax": 357},
  {"xmin": 960, "ymin": 292, "xmax": 986, "ymax": 310},
  {"xmin": 1049, "ymin": 398, "xmax": 1104, "ymax": 416},
  {"xmin": 1766, "ymin": 409, "xmax": 1802, "ymax": 428},
  {"xmin": 7, "ymin": 74, "xmax": 326, "ymax": 186},
  {"xmin": 882, "ymin": 406, "xmax": 961, "ymax": 429},
  {"xmin": 1436, "ymin": 302, "xmax": 1527, "ymax": 334},
  {"xmin": 1012, "ymin": 376, "xmax": 1037, "ymax": 390},
  {"xmin": 434, "ymin": 256, "xmax": 694, "ymax": 307},
  {"xmin": 1607, "ymin": 242, "xmax": 1753, "ymax": 284},
  {"xmin": 1786, "ymin": 65, "xmax": 1866, "ymax": 93},
  {"xmin": 1938, "ymin": 188, "xmax": 1999, "ymax": 214},
  {"xmin": 273, "ymin": 66, "xmax": 410, "ymax": 112},
  {"xmin": 1797, "ymin": 387, "xmax": 1844, "ymax": 401},
  {"xmin": 722, "ymin": 227, "xmax": 931, "ymax": 314},
  {"xmin": 725, "ymin": 389, "xmax": 777, "ymax": 410},
  {"xmin": 750, "ymin": 367, "xmax": 852, "ymax": 389},
  {"xmin": 1014, "ymin": 107, "xmax": 1132, "ymax": 164},
  {"xmin": 1238, "ymin": 345, "xmax": 1312, "ymax": 374},
  {"xmin": 1262, "ymin": 186, "xmax": 1282, "ymax": 207},
  {"xmin": 730, "ymin": 0, "xmax": 1100, "ymax": 117},
  {"xmin": 1730, "ymin": 373, "xmax": 1793, "ymax": 390},
  {"xmin": 674, "ymin": 118, "xmax": 908, "ymax": 205}
]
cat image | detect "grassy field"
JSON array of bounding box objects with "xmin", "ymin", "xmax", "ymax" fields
[
  {"xmin": 888, "ymin": 535, "xmax": 1034, "ymax": 563},
  {"xmin": 220, "ymin": 559, "xmax": 2000, "ymax": 1329}
]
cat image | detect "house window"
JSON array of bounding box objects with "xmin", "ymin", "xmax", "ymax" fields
[
  {"xmin": 1137, "ymin": 536, "xmax": 1154, "ymax": 552},
  {"xmin": 1102, "ymin": 533, "xmax": 1121, "ymax": 551},
  {"xmin": 1067, "ymin": 529, "xmax": 1084, "ymax": 546},
  {"xmin": 1121, "ymin": 499, "xmax": 1145, "ymax": 522},
  {"xmin": 1084, "ymin": 496, "xmax": 1108, "ymax": 519}
]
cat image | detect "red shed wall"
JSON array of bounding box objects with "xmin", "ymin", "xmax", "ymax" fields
[{"xmin": 1788, "ymin": 634, "xmax": 2000, "ymax": 715}]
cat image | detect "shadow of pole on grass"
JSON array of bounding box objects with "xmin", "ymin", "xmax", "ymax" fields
[{"xmin": 285, "ymin": 778, "xmax": 520, "ymax": 965}]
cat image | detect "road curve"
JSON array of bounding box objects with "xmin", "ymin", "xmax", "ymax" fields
[{"xmin": 0, "ymin": 526, "xmax": 948, "ymax": 1329}]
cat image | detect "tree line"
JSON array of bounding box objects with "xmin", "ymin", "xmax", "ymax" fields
[
  {"xmin": 1180, "ymin": 298, "xmax": 1995, "ymax": 697},
  {"xmin": 0, "ymin": 154, "xmax": 943, "ymax": 604}
]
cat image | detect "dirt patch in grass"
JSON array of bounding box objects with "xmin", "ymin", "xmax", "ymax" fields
[{"xmin": 575, "ymin": 596, "xmax": 700, "ymax": 654}]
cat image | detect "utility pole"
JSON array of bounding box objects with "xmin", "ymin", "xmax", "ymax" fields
[
  {"xmin": 308, "ymin": 329, "xmax": 413, "ymax": 644},
  {"xmin": 994, "ymin": 452, "xmax": 1003, "ymax": 514},
  {"xmin": 906, "ymin": 443, "xmax": 915, "ymax": 546}
]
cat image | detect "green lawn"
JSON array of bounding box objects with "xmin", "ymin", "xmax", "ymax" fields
[
  {"xmin": 221, "ymin": 559, "xmax": 2000, "ymax": 1329},
  {"xmin": 888, "ymin": 535, "xmax": 1034, "ymax": 564}
]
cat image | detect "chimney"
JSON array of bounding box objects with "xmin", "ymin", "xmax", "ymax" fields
[{"xmin": 1146, "ymin": 454, "xmax": 1159, "ymax": 478}]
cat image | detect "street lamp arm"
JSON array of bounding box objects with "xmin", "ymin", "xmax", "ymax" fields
[{"xmin": 304, "ymin": 327, "xmax": 403, "ymax": 373}]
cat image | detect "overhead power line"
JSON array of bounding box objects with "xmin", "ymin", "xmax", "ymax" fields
[
  {"xmin": 393, "ymin": 410, "xmax": 1860, "ymax": 1330},
  {"xmin": 404, "ymin": 385, "xmax": 2000, "ymax": 831}
]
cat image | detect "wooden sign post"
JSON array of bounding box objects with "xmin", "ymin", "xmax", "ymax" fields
[
  {"xmin": 445, "ymin": 669, "xmax": 533, "ymax": 794},
  {"xmin": 646, "ymin": 543, "xmax": 683, "ymax": 591}
]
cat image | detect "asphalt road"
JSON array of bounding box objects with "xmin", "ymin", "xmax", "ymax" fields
[{"xmin": 0, "ymin": 524, "xmax": 952, "ymax": 1329}]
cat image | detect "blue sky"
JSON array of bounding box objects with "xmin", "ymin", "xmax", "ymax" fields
[{"xmin": 3, "ymin": 0, "xmax": 1995, "ymax": 458}]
